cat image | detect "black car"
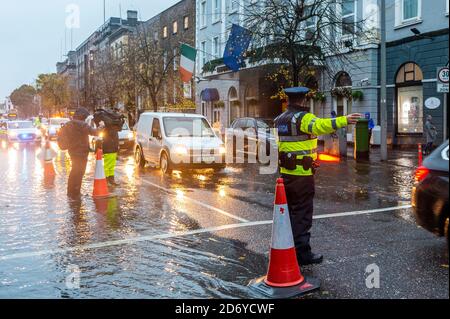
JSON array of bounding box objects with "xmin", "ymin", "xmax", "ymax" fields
[{"xmin": 412, "ymin": 140, "xmax": 449, "ymax": 244}]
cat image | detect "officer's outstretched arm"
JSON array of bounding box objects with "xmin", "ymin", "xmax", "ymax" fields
[{"xmin": 300, "ymin": 113, "xmax": 348, "ymax": 136}]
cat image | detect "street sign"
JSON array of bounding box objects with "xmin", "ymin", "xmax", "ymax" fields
[
  {"xmin": 425, "ymin": 97, "xmax": 441, "ymax": 109},
  {"xmin": 437, "ymin": 67, "xmax": 449, "ymax": 93}
]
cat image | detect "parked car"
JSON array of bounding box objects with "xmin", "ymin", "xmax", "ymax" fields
[
  {"xmin": 135, "ymin": 112, "xmax": 226, "ymax": 174},
  {"xmin": 118, "ymin": 121, "xmax": 135, "ymax": 151},
  {"xmin": 228, "ymin": 117, "xmax": 277, "ymax": 160},
  {"xmin": 412, "ymin": 140, "xmax": 449, "ymax": 244},
  {"xmin": 4, "ymin": 121, "xmax": 43, "ymax": 145},
  {"xmin": 46, "ymin": 118, "xmax": 70, "ymax": 140}
]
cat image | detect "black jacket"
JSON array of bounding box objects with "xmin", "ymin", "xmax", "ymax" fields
[
  {"xmin": 102, "ymin": 127, "xmax": 121, "ymax": 154},
  {"xmin": 64, "ymin": 120, "xmax": 98, "ymax": 158}
]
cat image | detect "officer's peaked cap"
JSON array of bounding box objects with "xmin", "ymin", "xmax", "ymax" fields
[{"xmin": 284, "ymin": 87, "xmax": 310, "ymax": 98}]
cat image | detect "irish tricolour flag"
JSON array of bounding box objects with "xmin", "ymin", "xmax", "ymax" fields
[{"xmin": 179, "ymin": 44, "xmax": 197, "ymax": 83}]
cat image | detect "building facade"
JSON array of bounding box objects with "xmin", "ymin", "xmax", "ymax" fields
[
  {"xmin": 142, "ymin": 0, "xmax": 196, "ymax": 111},
  {"xmin": 195, "ymin": 0, "xmax": 381, "ymax": 140},
  {"xmin": 385, "ymin": 0, "xmax": 449, "ymax": 146},
  {"xmin": 71, "ymin": 10, "xmax": 141, "ymax": 110},
  {"xmin": 56, "ymin": 50, "xmax": 77, "ymax": 109}
]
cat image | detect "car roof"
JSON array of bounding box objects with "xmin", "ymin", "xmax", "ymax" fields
[{"xmin": 141, "ymin": 112, "xmax": 205, "ymax": 119}]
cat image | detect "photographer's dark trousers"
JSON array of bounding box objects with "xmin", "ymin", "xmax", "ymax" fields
[
  {"xmin": 68, "ymin": 156, "xmax": 88, "ymax": 198},
  {"xmin": 282, "ymin": 174, "xmax": 315, "ymax": 259}
]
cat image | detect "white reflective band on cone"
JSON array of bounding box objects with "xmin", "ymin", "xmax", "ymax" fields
[
  {"xmin": 95, "ymin": 160, "xmax": 106, "ymax": 179},
  {"xmin": 271, "ymin": 203, "xmax": 295, "ymax": 250}
]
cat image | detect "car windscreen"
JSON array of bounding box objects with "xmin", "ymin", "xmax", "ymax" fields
[
  {"xmin": 122, "ymin": 122, "xmax": 129, "ymax": 130},
  {"xmin": 8, "ymin": 122, "xmax": 34, "ymax": 129},
  {"xmin": 163, "ymin": 117, "xmax": 215, "ymax": 137},
  {"xmin": 424, "ymin": 141, "xmax": 449, "ymax": 173},
  {"xmin": 50, "ymin": 119, "xmax": 69, "ymax": 126}
]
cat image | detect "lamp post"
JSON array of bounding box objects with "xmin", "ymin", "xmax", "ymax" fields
[{"xmin": 380, "ymin": 0, "xmax": 388, "ymax": 161}]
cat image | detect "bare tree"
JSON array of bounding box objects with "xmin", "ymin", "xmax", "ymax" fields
[
  {"xmin": 92, "ymin": 48, "xmax": 122, "ymax": 109},
  {"xmin": 243, "ymin": 0, "xmax": 377, "ymax": 88},
  {"xmin": 128, "ymin": 24, "xmax": 175, "ymax": 112}
]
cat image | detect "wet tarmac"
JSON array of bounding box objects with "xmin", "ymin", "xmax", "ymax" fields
[{"xmin": 0, "ymin": 141, "xmax": 448, "ymax": 298}]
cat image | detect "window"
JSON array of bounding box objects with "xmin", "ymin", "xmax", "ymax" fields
[
  {"xmin": 213, "ymin": 0, "xmax": 221, "ymax": 23},
  {"xmin": 213, "ymin": 37, "xmax": 220, "ymax": 58},
  {"xmin": 201, "ymin": 41, "xmax": 207, "ymax": 66},
  {"xmin": 403, "ymin": 0, "xmax": 419, "ymax": 21},
  {"xmin": 163, "ymin": 51, "xmax": 168, "ymax": 68},
  {"xmin": 184, "ymin": 16, "xmax": 189, "ymax": 29},
  {"xmin": 152, "ymin": 119, "xmax": 162, "ymax": 139},
  {"xmin": 153, "ymin": 31, "xmax": 159, "ymax": 42},
  {"xmin": 173, "ymin": 48, "xmax": 178, "ymax": 71},
  {"xmin": 173, "ymin": 21, "xmax": 178, "ymax": 34},
  {"xmin": 396, "ymin": 63, "xmax": 424, "ymax": 134},
  {"xmin": 341, "ymin": 0, "xmax": 356, "ymax": 37},
  {"xmin": 200, "ymin": 1, "xmax": 207, "ymax": 27},
  {"xmin": 304, "ymin": 5, "xmax": 316, "ymax": 40},
  {"xmin": 163, "ymin": 26, "xmax": 168, "ymax": 38},
  {"xmin": 230, "ymin": 0, "xmax": 238, "ymax": 13}
]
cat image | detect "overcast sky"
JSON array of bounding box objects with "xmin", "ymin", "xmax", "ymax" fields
[{"xmin": 0, "ymin": 0, "xmax": 179, "ymax": 102}]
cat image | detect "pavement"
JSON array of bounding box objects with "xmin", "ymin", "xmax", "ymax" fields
[{"xmin": 0, "ymin": 141, "xmax": 448, "ymax": 299}]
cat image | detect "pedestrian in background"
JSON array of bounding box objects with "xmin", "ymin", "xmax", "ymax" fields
[
  {"xmin": 424, "ymin": 114, "xmax": 437, "ymax": 155},
  {"xmin": 58, "ymin": 107, "xmax": 102, "ymax": 199}
]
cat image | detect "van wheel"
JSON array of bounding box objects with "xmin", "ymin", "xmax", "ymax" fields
[
  {"xmin": 160, "ymin": 152, "xmax": 172, "ymax": 175},
  {"xmin": 135, "ymin": 147, "xmax": 145, "ymax": 168}
]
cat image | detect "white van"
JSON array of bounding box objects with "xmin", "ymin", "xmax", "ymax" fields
[{"xmin": 135, "ymin": 112, "xmax": 226, "ymax": 174}]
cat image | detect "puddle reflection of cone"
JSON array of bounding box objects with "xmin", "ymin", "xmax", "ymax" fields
[
  {"xmin": 43, "ymin": 139, "xmax": 56, "ymax": 178},
  {"xmin": 93, "ymin": 148, "xmax": 110, "ymax": 199},
  {"xmin": 249, "ymin": 178, "xmax": 320, "ymax": 298}
]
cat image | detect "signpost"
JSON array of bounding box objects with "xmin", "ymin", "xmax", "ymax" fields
[{"xmin": 437, "ymin": 67, "xmax": 449, "ymax": 141}]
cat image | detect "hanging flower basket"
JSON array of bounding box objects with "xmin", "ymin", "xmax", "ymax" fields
[
  {"xmin": 331, "ymin": 87, "xmax": 353, "ymax": 100},
  {"xmin": 352, "ymin": 90, "xmax": 364, "ymax": 101}
]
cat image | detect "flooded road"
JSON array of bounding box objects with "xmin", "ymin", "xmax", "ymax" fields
[{"xmin": 0, "ymin": 142, "xmax": 448, "ymax": 298}]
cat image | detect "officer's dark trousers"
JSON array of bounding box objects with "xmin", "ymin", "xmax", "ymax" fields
[
  {"xmin": 68, "ymin": 156, "xmax": 88, "ymax": 198},
  {"xmin": 282, "ymin": 174, "xmax": 315, "ymax": 259}
]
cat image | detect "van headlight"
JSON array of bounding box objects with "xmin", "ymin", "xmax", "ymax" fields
[
  {"xmin": 8, "ymin": 131, "xmax": 17, "ymax": 138},
  {"xmin": 174, "ymin": 146, "xmax": 188, "ymax": 155},
  {"xmin": 128, "ymin": 132, "xmax": 134, "ymax": 139},
  {"xmin": 219, "ymin": 146, "xmax": 226, "ymax": 155}
]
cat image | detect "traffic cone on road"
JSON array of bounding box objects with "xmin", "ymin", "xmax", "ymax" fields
[
  {"xmin": 249, "ymin": 178, "xmax": 320, "ymax": 298},
  {"xmin": 93, "ymin": 148, "xmax": 111, "ymax": 199}
]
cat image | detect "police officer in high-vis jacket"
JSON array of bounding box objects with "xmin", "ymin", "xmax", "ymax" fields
[{"xmin": 275, "ymin": 87, "xmax": 361, "ymax": 265}]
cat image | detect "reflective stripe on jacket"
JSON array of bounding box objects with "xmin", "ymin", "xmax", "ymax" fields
[{"xmin": 277, "ymin": 112, "xmax": 347, "ymax": 176}]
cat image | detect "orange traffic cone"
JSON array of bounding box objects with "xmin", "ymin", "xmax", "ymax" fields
[
  {"xmin": 249, "ymin": 178, "xmax": 320, "ymax": 298},
  {"xmin": 93, "ymin": 148, "xmax": 111, "ymax": 199}
]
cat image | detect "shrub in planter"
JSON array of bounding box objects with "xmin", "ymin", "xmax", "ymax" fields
[{"xmin": 352, "ymin": 90, "xmax": 364, "ymax": 101}]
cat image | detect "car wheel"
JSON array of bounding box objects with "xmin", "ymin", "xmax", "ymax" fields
[
  {"xmin": 160, "ymin": 151, "xmax": 172, "ymax": 175},
  {"xmin": 135, "ymin": 147, "xmax": 145, "ymax": 168}
]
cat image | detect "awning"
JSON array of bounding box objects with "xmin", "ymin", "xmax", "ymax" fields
[{"xmin": 201, "ymin": 88, "xmax": 220, "ymax": 102}]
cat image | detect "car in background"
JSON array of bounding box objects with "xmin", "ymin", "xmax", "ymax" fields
[
  {"xmin": 135, "ymin": 112, "xmax": 226, "ymax": 174},
  {"xmin": 228, "ymin": 117, "xmax": 277, "ymax": 160},
  {"xmin": 118, "ymin": 121, "xmax": 135, "ymax": 151},
  {"xmin": 46, "ymin": 118, "xmax": 70, "ymax": 140},
  {"xmin": 4, "ymin": 121, "xmax": 43, "ymax": 145},
  {"xmin": 412, "ymin": 140, "xmax": 449, "ymax": 244}
]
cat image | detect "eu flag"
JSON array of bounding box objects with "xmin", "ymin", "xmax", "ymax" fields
[{"xmin": 223, "ymin": 24, "xmax": 252, "ymax": 72}]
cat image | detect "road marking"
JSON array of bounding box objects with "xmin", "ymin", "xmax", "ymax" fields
[
  {"xmin": 140, "ymin": 179, "xmax": 249, "ymax": 223},
  {"xmin": 0, "ymin": 205, "xmax": 412, "ymax": 261}
]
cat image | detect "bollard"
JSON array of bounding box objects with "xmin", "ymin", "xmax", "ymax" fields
[{"xmin": 418, "ymin": 144, "xmax": 423, "ymax": 166}]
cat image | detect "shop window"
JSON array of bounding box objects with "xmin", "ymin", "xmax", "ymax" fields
[{"xmin": 396, "ymin": 63, "xmax": 423, "ymax": 134}]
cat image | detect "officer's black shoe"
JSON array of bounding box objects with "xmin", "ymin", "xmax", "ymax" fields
[{"xmin": 298, "ymin": 253, "xmax": 323, "ymax": 266}]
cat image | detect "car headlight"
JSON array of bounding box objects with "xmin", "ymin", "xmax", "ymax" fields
[
  {"xmin": 128, "ymin": 132, "xmax": 134, "ymax": 139},
  {"xmin": 8, "ymin": 131, "xmax": 17, "ymax": 138},
  {"xmin": 36, "ymin": 130, "xmax": 42, "ymax": 137},
  {"xmin": 174, "ymin": 146, "xmax": 188, "ymax": 155},
  {"xmin": 219, "ymin": 146, "xmax": 226, "ymax": 155}
]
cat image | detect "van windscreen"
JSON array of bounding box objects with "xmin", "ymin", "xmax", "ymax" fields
[{"xmin": 163, "ymin": 117, "xmax": 215, "ymax": 137}]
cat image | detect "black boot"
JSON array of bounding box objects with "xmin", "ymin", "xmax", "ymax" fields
[{"xmin": 298, "ymin": 253, "xmax": 323, "ymax": 266}]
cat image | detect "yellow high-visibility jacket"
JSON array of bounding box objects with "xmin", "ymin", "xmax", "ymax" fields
[{"xmin": 275, "ymin": 111, "xmax": 348, "ymax": 176}]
